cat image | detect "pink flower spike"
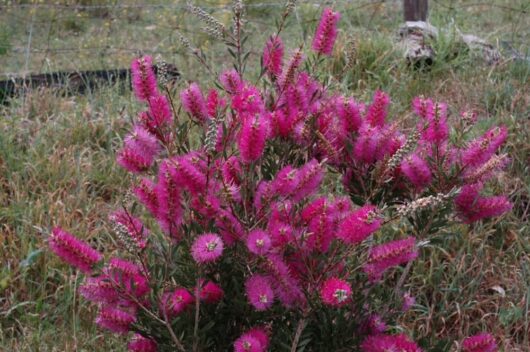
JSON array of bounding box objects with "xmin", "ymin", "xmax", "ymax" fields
[
  {"xmin": 279, "ymin": 49, "xmax": 304, "ymax": 89},
  {"xmin": 363, "ymin": 237, "xmax": 418, "ymax": 281},
  {"xmin": 117, "ymin": 146, "xmax": 152, "ymax": 173},
  {"xmin": 338, "ymin": 97, "xmax": 362, "ymax": 134},
  {"xmin": 312, "ymin": 8, "xmax": 341, "ymax": 56},
  {"xmin": 263, "ymin": 35, "xmax": 284, "ymax": 77},
  {"xmin": 361, "ymin": 333, "xmax": 422, "ymax": 352},
  {"xmin": 245, "ymin": 327, "xmax": 270, "ymax": 351},
  {"xmin": 366, "ymin": 90, "xmax": 391, "ymax": 127},
  {"xmin": 131, "ymin": 56, "xmax": 158, "ymax": 101},
  {"xmin": 462, "ymin": 333, "xmax": 497, "ymax": 352},
  {"xmin": 191, "ymin": 233, "xmax": 224, "ymax": 264},
  {"xmin": 48, "ymin": 227, "xmax": 102, "ymax": 273},
  {"xmin": 320, "ymin": 277, "xmax": 351, "ymax": 307},
  {"xmin": 180, "ymin": 82, "xmax": 208, "ymax": 122},
  {"xmin": 246, "ymin": 230, "xmax": 272, "ymax": 256},
  {"xmin": 462, "ymin": 126, "xmax": 508, "ymax": 168},
  {"xmin": 337, "ymin": 205, "xmax": 381, "ymax": 245},
  {"xmin": 128, "ymin": 334, "xmax": 158, "ymax": 352},
  {"xmin": 454, "ymin": 184, "xmax": 512, "ymax": 223},
  {"xmin": 400, "ymin": 154, "xmax": 432, "ymax": 189},
  {"xmin": 161, "ymin": 288, "xmax": 194, "ymax": 317},
  {"xmin": 234, "ymin": 328, "xmax": 268, "ymax": 352},
  {"xmin": 238, "ymin": 115, "xmax": 269, "ymax": 163},
  {"xmin": 412, "ymin": 96, "xmax": 434, "ymax": 119},
  {"xmin": 96, "ymin": 306, "xmax": 136, "ymax": 334},
  {"xmin": 134, "ymin": 178, "xmax": 159, "ymax": 216},
  {"xmin": 220, "ymin": 69, "xmax": 243, "ymax": 94},
  {"xmin": 200, "ymin": 281, "xmax": 224, "ymax": 304},
  {"xmin": 291, "ymin": 159, "xmax": 324, "ymax": 202},
  {"xmin": 245, "ymin": 275, "xmax": 275, "ymax": 311},
  {"xmin": 79, "ymin": 276, "xmax": 118, "ymax": 304}
]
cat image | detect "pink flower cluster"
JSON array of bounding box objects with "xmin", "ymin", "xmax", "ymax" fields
[{"xmin": 48, "ymin": 227, "xmax": 102, "ymax": 273}]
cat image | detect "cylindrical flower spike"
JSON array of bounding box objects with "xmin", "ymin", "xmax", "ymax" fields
[
  {"xmin": 180, "ymin": 82, "xmax": 208, "ymax": 122},
  {"xmin": 361, "ymin": 333, "xmax": 422, "ymax": 352},
  {"xmin": 238, "ymin": 114, "xmax": 269, "ymax": 163},
  {"xmin": 363, "ymin": 237, "xmax": 418, "ymax": 281},
  {"xmin": 131, "ymin": 56, "xmax": 158, "ymax": 102},
  {"xmin": 462, "ymin": 333, "xmax": 497, "ymax": 352},
  {"xmin": 263, "ymin": 35, "xmax": 284, "ymax": 78},
  {"xmin": 95, "ymin": 306, "xmax": 136, "ymax": 334},
  {"xmin": 128, "ymin": 334, "xmax": 158, "ymax": 352},
  {"xmin": 312, "ymin": 8, "xmax": 341, "ymax": 56},
  {"xmin": 337, "ymin": 205, "xmax": 381, "ymax": 245},
  {"xmin": 48, "ymin": 227, "xmax": 102, "ymax": 273}
]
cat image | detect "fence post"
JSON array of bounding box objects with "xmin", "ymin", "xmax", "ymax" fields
[{"xmin": 403, "ymin": 0, "xmax": 428, "ymax": 21}]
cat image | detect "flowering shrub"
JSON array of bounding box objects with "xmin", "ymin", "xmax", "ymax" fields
[{"xmin": 46, "ymin": 3, "xmax": 510, "ymax": 351}]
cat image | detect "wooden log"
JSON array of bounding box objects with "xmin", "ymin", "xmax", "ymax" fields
[{"xmin": 0, "ymin": 64, "xmax": 179, "ymax": 104}]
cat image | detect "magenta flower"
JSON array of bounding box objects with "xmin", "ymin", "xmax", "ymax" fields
[
  {"xmin": 234, "ymin": 327, "xmax": 269, "ymax": 352},
  {"xmin": 48, "ymin": 227, "xmax": 102, "ymax": 273},
  {"xmin": 168, "ymin": 155, "xmax": 207, "ymax": 195},
  {"xmin": 264, "ymin": 254, "xmax": 305, "ymax": 308},
  {"xmin": 400, "ymin": 154, "xmax": 432, "ymax": 189},
  {"xmin": 191, "ymin": 233, "xmax": 224, "ymax": 264},
  {"xmin": 272, "ymin": 165, "xmax": 299, "ymax": 197},
  {"xmin": 312, "ymin": 7, "xmax": 340, "ymax": 56},
  {"xmin": 337, "ymin": 97, "xmax": 362, "ymax": 134},
  {"xmin": 161, "ymin": 288, "xmax": 194, "ymax": 317},
  {"xmin": 220, "ymin": 69, "xmax": 243, "ymax": 94},
  {"xmin": 455, "ymin": 184, "xmax": 512, "ymax": 223},
  {"xmin": 200, "ymin": 281, "xmax": 224, "ymax": 304},
  {"xmin": 180, "ymin": 82, "xmax": 208, "ymax": 122},
  {"xmin": 155, "ymin": 162, "xmax": 184, "ymax": 237},
  {"xmin": 246, "ymin": 230, "xmax": 272, "ymax": 255},
  {"xmin": 238, "ymin": 115, "xmax": 269, "ymax": 163},
  {"xmin": 109, "ymin": 210, "xmax": 149, "ymax": 249},
  {"xmin": 337, "ymin": 205, "xmax": 381, "ymax": 245},
  {"xmin": 79, "ymin": 276, "xmax": 119, "ymax": 304},
  {"xmin": 366, "ymin": 90, "xmax": 391, "ymax": 127},
  {"xmin": 361, "ymin": 333, "xmax": 422, "ymax": 352},
  {"xmin": 461, "ymin": 126, "xmax": 508, "ymax": 168},
  {"xmin": 320, "ymin": 277, "xmax": 351, "ymax": 307},
  {"xmin": 360, "ymin": 314, "xmax": 387, "ymax": 335},
  {"xmin": 245, "ymin": 275, "xmax": 275, "ymax": 311},
  {"xmin": 105, "ymin": 258, "xmax": 150, "ymax": 298},
  {"xmin": 462, "ymin": 333, "xmax": 497, "ymax": 352},
  {"xmin": 363, "ymin": 237, "xmax": 418, "ymax": 281},
  {"xmin": 128, "ymin": 334, "xmax": 158, "ymax": 352},
  {"xmin": 232, "ymin": 85, "xmax": 265, "ymax": 116},
  {"xmin": 263, "ymin": 35, "xmax": 284, "ymax": 77},
  {"xmin": 402, "ymin": 291, "xmax": 416, "ymax": 312},
  {"xmin": 420, "ymin": 102, "xmax": 449, "ymax": 144},
  {"xmin": 134, "ymin": 178, "xmax": 159, "ymax": 216},
  {"xmin": 279, "ymin": 49, "xmax": 304, "ymax": 89},
  {"xmin": 116, "ymin": 146, "xmax": 152, "ymax": 173},
  {"xmin": 291, "ymin": 159, "xmax": 324, "ymax": 202},
  {"xmin": 412, "ymin": 96, "xmax": 434, "ymax": 119},
  {"xmin": 131, "ymin": 56, "xmax": 158, "ymax": 101},
  {"xmin": 95, "ymin": 306, "xmax": 136, "ymax": 334}
]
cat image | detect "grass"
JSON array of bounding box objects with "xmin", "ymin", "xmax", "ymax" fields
[{"xmin": 0, "ymin": 0, "xmax": 529, "ymax": 350}]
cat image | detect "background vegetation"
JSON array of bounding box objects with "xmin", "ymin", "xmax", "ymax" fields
[{"xmin": 0, "ymin": 0, "xmax": 528, "ymax": 350}]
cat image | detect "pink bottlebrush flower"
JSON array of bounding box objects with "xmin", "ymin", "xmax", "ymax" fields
[
  {"xmin": 168, "ymin": 156, "xmax": 207, "ymax": 195},
  {"xmin": 402, "ymin": 291, "xmax": 415, "ymax": 312},
  {"xmin": 412, "ymin": 96, "xmax": 434, "ymax": 119},
  {"xmin": 191, "ymin": 233, "xmax": 224, "ymax": 264},
  {"xmin": 271, "ymin": 108, "xmax": 298, "ymax": 138},
  {"xmin": 302, "ymin": 198, "xmax": 336, "ymax": 252},
  {"xmin": 232, "ymin": 85, "xmax": 265, "ymax": 117},
  {"xmin": 312, "ymin": 7, "xmax": 341, "ymax": 56},
  {"xmin": 131, "ymin": 56, "xmax": 158, "ymax": 101},
  {"xmin": 117, "ymin": 145, "xmax": 152, "ymax": 173},
  {"xmin": 272, "ymin": 165, "xmax": 299, "ymax": 197},
  {"xmin": 207, "ymin": 89, "xmax": 224, "ymax": 118},
  {"xmin": 363, "ymin": 237, "xmax": 418, "ymax": 281},
  {"xmin": 134, "ymin": 178, "xmax": 159, "ymax": 216},
  {"xmin": 361, "ymin": 333, "xmax": 422, "ymax": 352},
  {"xmin": 462, "ymin": 333, "xmax": 497, "ymax": 352},
  {"xmin": 128, "ymin": 334, "xmax": 158, "ymax": 352},
  {"xmin": 353, "ymin": 124, "xmax": 380, "ymax": 164},
  {"xmin": 264, "ymin": 254, "xmax": 305, "ymax": 308},
  {"xmin": 454, "ymin": 184, "xmax": 512, "ymax": 223},
  {"xmin": 245, "ymin": 275, "xmax": 275, "ymax": 311},
  {"xmin": 109, "ymin": 210, "xmax": 149, "ymax": 249},
  {"xmin": 279, "ymin": 49, "xmax": 304, "ymax": 89},
  {"xmin": 360, "ymin": 314, "xmax": 387, "ymax": 335},
  {"xmin": 161, "ymin": 288, "xmax": 194, "ymax": 317},
  {"xmin": 461, "ymin": 126, "xmax": 508, "ymax": 168},
  {"xmin": 143, "ymin": 95, "xmax": 172, "ymax": 142},
  {"xmin": 366, "ymin": 90, "xmax": 391, "ymax": 127},
  {"xmin": 200, "ymin": 281, "xmax": 224, "ymax": 304},
  {"xmin": 246, "ymin": 230, "xmax": 272, "ymax": 256},
  {"xmin": 155, "ymin": 162, "xmax": 183, "ymax": 237},
  {"xmin": 124, "ymin": 125, "xmax": 160, "ymax": 158},
  {"xmin": 180, "ymin": 83, "xmax": 208, "ymax": 122},
  {"xmin": 48, "ymin": 227, "xmax": 102, "ymax": 273},
  {"xmin": 463, "ymin": 154, "xmax": 509, "ymax": 184},
  {"xmin": 222, "ymin": 156, "xmax": 243, "ymax": 186},
  {"xmin": 79, "ymin": 276, "xmax": 119, "ymax": 304},
  {"xmin": 320, "ymin": 277, "xmax": 351, "ymax": 307},
  {"xmin": 215, "ymin": 208, "xmax": 245, "ymax": 245},
  {"xmin": 337, "ymin": 97, "xmax": 362, "ymax": 134},
  {"xmin": 400, "ymin": 154, "xmax": 432, "ymax": 189},
  {"xmin": 263, "ymin": 35, "xmax": 284, "ymax": 77},
  {"xmin": 220, "ymin": 69, "xmax": 243, "ymax": 94},
  {"xmin": 234, "ymin": 327, "xmax": 269, "ymax": 352},
  {"xmin": 268, "ymin": 221, "xmax": 294, "ymax": 248},
  {"xmin": 96, "ymin": 306, "xmax": 136, "ymax": 334},
  {"xmin": 419, "ymin": 101, "xmax": 448, "ymax": 144},
  {"xmin": 337, "ymin": 205, "xmax": 381, "ymax": 245},
  {"xmin": 238, "ymin": 115, "xmax": 269, "ymax": 163},
  {"xmin": 331, "ymin": 196, "xmax": 352, "ymax": 223},
  {"xmin": 291, "ymin": 159, "xmax": 324, "ymax": 202},
  {"xmin": 191, "ymin": 193, "xmax": 221, "ymax": 221},
  {"xmin": 105, "ymin": 258, "xmax": 150, "ymax": 298}
]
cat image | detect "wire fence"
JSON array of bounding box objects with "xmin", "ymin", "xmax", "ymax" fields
[{"xmin": 0, "ymin": 0, "xmax": 528, "ymax": 77}]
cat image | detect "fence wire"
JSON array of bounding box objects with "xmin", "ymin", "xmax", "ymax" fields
[{"xmin": 0, "ymin": 0, "xmax": 528, "ymax": 77}]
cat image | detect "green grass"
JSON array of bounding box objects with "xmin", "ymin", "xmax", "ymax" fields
[{"xmin": 0, "ymin": 0, "xmax": 529, "ymax": 350}]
